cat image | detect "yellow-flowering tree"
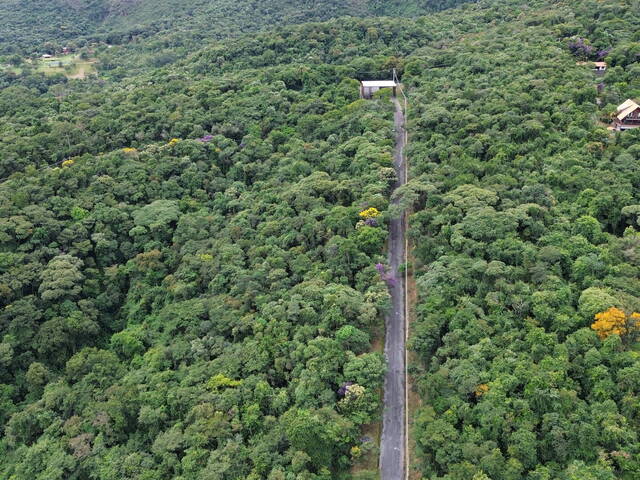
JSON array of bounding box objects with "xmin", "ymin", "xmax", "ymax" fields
[
  {"xmin": 358, "ymin": 207, "xmax": 380, "ymax": 219},
  {"xmin": 350, "ymin": 445, "xmax": 362, "ymax": 459},
  {"xmin": 475, "ymin": 384, "xmax": 489, "ymax": 397},
  {"xmin": 591, "ymin": 307, "xmax": 640, "ymax": 341}
]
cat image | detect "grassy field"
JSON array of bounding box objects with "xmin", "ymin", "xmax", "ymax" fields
[
  {"xmin": 0, "ymin": 65, "xmax": 22, "ymax": 75},
  {"xmin": 0, "ymin": 53, "xmax": 97, "ymax": 78},
  {"xmin": 36, "ymin": 54, "xmax": 97, "ymax": 78}
]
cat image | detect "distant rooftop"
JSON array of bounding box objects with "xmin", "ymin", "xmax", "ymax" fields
[
  {"xmin": 617, "ymin": 99, "xmax": 638, "ymax": 112},
  {"xmin": 361, "ymin": 80, "xmax": 397, "ymax": 87},
  {"xmin": 576, "ymin": 61, "xmax": 607, "ymax": 67},
  {"xmin": 616, "ymin": 99, "xmax": 640, "ymax": 121}
]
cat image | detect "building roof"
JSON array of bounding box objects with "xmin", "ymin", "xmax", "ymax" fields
[
  {"xmin": 576, "ymin": 61, "xmax": 607, "ymax": 68},
  {"xmin": 616, "ymin": 99, "xmax": 640, "ymax": 120},
  {"xmin": 617, "ymin": 99, "xmax": 638, "ymax": 112},
  {"xmin": 361, "ymin": 80, "xmax": 397, "ymax": 87}
]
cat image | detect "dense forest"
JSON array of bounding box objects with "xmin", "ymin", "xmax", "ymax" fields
[
  {"xmin": 1, "ymin": 0, "xmax": 640, "ymax": 478},
  {"xmin": 405, "ymin": 1, "xmax": 640, "ymax": 479},
  {"xmin": 0, "ymin": 20, "xmax": 410, "ymax": 479},
  {"xmin": 0, "ymin": 0, "xmax": 477, "ymax": 56}
]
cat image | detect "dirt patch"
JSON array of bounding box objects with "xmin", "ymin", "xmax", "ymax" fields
[
  {"xmin": 67, "ymin": 61, "xmax": 98, "ymax": 79},
  {"xmin": 351, "ymin": 418, "xmax": 382, "ymax": 477},
  {"xmin": 370, "ymin": 326, "xmax": 384, "ymax": 354},
  {"xmin": 68, "ymin": 66, "xmax": 87, "ymax": 79}
]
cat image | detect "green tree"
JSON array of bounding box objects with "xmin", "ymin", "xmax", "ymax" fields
[{"xmin": 38, "ymin": 255, "xmax": 84, "ymax": 302}]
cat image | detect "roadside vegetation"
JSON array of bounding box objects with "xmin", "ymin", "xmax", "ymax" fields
[
  {"xmin": 1, "ymin": 0, "xmax": 640, "ymax": 479},
  {"xmin": 403, "ymin": 1, "xmax": 640, "ymax": 478}
]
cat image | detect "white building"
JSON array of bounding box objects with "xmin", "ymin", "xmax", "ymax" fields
[
  {"xmin": 360, "ymin": 80, "xmax": 397, "ymax": 99},
  {"xmin": 594, "ymin": 61, "xmax": 607, "ymax": 73}
]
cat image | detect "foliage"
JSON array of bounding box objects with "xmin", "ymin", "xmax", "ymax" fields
[
  {"xmin": 406, "ymin": 0, "xmax": 640, "ymax": 479},
  {"xmin": 591, "ymin": 307, "xmax": 640, "ymax": 341},
  {"xmin": 207, "ymin": 373, "xmax": 242, "ymax": 390},
  {"xmin": 0, "ymin": 0, "xmax": 477, "ymax": 57},
  {"xmin": 0, "ymin": 11, "xmax": 402, "ymax": 477},
  {"xmin": 359, "ymin": 207, "xmax": 381, "ymax": 219},
  {"xmin": 2, "ymin": 0, "xmax": 640, "ymax": 478}
]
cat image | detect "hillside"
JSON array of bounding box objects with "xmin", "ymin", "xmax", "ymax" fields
[
  {"xmin": 404, "ymin": 1, "xmax": 640, "ymax": 478},
  {"xmin": 0, "ymin": 0, "xmax": 477, "ymax": 55},
  {"xmin": 1, "ymin": 0, "xmax": 640, "ymax": 479},
  {"xmin": 0, "ymin": 0, "xmax": 103, "ymax": 54},
  {"xmin": 0, "ymin": 36, "xmax": 397, "ymax": 480}
]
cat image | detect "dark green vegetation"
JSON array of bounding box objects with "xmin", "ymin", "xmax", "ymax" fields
[
  {"xmin": 405, "ymin": 1, "xmax": 640, "ymax": 479},
  {"xmin": 0, "ymin": 0, "xmax": 476, "ymax": 56},
  {"xmin": 2, "ymin": 0, "xmax": 640, "ymax": 478},
  {"xmin": 0, "ymin": 17, "xmax": 427, "ymax": 478}
]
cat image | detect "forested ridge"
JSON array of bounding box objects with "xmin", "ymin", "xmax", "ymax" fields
[
  {"xmin": 1, "ymin": 0, "xmax": 640, "ymax": 479},
  {"xmin": 0, "ymin": 0, "xmax": 476, "ymax": 56}
]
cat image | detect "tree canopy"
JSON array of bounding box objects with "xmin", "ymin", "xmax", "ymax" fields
[{"xmin": 1, "ymin": 0, "xmax": 640, "ymax": 478}]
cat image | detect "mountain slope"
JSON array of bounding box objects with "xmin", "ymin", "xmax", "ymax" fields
[
  {"xmin": 404, "ymin": 1, "xmax": 640, "ymax": 478},
  {"xmin": 0, "ymin": 0, "xmax": 478, "ymax": 54},
  {"xmin": 0, "ymin": 44, "xmax": 395, "ymax": 480},
  {"xmin": 1, "ymin": 0, "xmax": 640, "ymax": 479}
]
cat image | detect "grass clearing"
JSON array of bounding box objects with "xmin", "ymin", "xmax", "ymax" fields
[
  {"xmin": 0, "ymin": 65, "xmax": 22, "ymax": 75},
  {"xmin": 2, "ymin": 54, "xmax": 100, "ymax": 79},
  {"xmin": 36, "ymin": 54, "xmax": 97, "ymax": 79}
]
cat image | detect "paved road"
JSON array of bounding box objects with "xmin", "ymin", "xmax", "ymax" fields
[{"xmin": 379, "ymin": 97, "xmax": 407, "ymax": 480}]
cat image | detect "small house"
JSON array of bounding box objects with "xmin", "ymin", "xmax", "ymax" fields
[
  {"xmin": 615, "ymin": 99, "xmax": 640, "ymax": 131},
  {"xmin": 576, "ymin": 61, "xmax": 607, "ymax": 73},
  {"xmin": 594, "ymin": 61, "xmax": 607, "ymax": 73},
  {"xmin": 42, "ymin": 54, "xmax": 52, "ymax": 59},
  {"xmin": 62, "ymin": 46, "xmax": 70, "ymax": 54},
  {"xmin": 360, "ymin": 80, "xmax": 397, "ymax": 99}
]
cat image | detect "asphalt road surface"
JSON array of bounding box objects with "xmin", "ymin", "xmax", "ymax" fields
[{"xmin": 379, "ymin": 97, "xmax": 407, "ymax": 480}]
